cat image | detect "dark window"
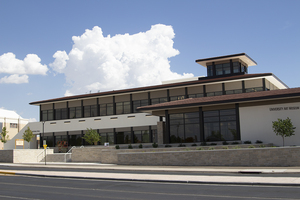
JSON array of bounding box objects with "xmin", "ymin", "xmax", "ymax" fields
[
  {"xmin": 170, "ymin": 95, "xmax": 185, "ymax": 101},
  {"xmin": 207, "ymin": 65, "xmax": 213, "ymax": 77},
  {"xmin": 152, "ymin": 129, "xmax": 158, "ymax": 143},
  {"xmin": 215, "ymin": 63, "xmax": 231, "ymax": 75},
  {"xmin": 48, "ymin": 110, "xmax": 53, "ymax": 120},
  {"xmin": 204, "ymin": 109, "xmax": 237, "ymax": 142},
  {"xmin": 206, "ymin": 91, "xmax": 222, "ymax": 97},
  {"xmin": 133, "ymin": 99, "xmax": 148, "ymax": 113},
  {"xmin": 100, "ymin": 103, "xmax": 114, "ymax": 116},
  {"xmin": 42, "ymin": 110, "xmax": 48, "ymax": 121},
  {"xmin": 55, "ymin": 135, "xmax": 68, "ymax": 152},
  {"xmin": 84, "ymin": 106, "xmax": 91, "ymax": 117},
  {"xmin": 41, "ymin": 110, "xmax": 54, "ymax": 121},
  {"xmin": 215, "ymin": 64, "xmax": 223, "ymax": 75},
  {"xmin": 116, "ymin": 101, "xmax": 130, "ymax": 115},
  {"xmin": 133, "ymin": 130, "xmax": 150, "ymax": 143},
  {"xmin": 188, "ymin": 93, "xmax": 204, "ymax": 98},
  {"xmin": 100, "ymin": 132, "xmax": 114, "ymax": 145},
  {"xmin": 223, "ymin": 63, "xmax": 230, "ymax": 74},
  {"xmin": 84, "ymin": 105, "xmax": 97, "ymax": 117},
  {"xmin": 169, "ymin": 112, "xmax": 200, "ymax": 143},
  {"xmin": 151, "ymin": 97, "xmax": 167, "ymax": 105},
  {"xmin": 225, "ymin": 89, "xmax": 243, "ymax": 95},
  {"xmin": 245, "ymin": 87, "xmax": 263, "ymax": 93},
  {"xmin": 233, "ymin": 62, "xmax": 240, "ymax": 73},
  {"xmin": 69, "ymin": 107, "xmax": 82, "ymax": 119},
  {"xmin": 55, "ymin": 108, "xmax": 67, "ymax": 120},
  {"xmin": 69, "ymin": 134, "xmax": 82, "ymax": 146},
  {"xmin": 10, "ymin": 123, "xmax": 18, "ymax": 128},
  {"xmin": 116, "ymin": 131, "xmax": 131, "ymax": 144},
  {"xmin": 43, "ymin": 136, "xmax": 54, "ymax": 147},
  {"xmin": 241, "ymin": 64, "xmax": 248, "ymax": 74}
]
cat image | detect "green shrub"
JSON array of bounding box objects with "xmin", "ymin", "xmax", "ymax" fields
[
  {"xmin": 208, "ymin": 147, "xmax": 215, "ymax": 150},
  {"xmin": 248, "ymin": 145, "xmax": 255, "ymax": 148},
  {"xmin": 232, "ymin": 146, "xmax": 240, "ymax": 149},
  {"xmin": 165, "ymin": 144, "xmax": 172, "ymax": 148},
  {"xmin": 255, "ymin": 140, "xmax": 263, "ymax": 144},
  {"xmin": 138, "ymin": 144, "xmax": 143, "ymax": 148},
  {"xmin": 191, "ymin": 143, "xmax": 197, "ymax": 146},
  {"xmin": 128, "ymin": 144, "xmax": 133, "ymax": 149},
  {"xmin": 152, "ymin": 142, "xmax": 158, "ymax": 148},
  {"xmin": 196, "ymin": 147, "xmax": 204, "ymax": 150},
  {"xmin": 184, "ymin": 148, "xmax": 190, "ymax": 151},
  {"xmin": 231, "ymin": 141, "xmax": 239, "ymax": 145},
  {"xmin": 178, "ymin": 144, "xmax": 186, "ymax": 147},
  {"xmin": 115, "ymin": 145, "xmax": 120, "ymax": 149},
  {"xmin": 244, "ymin": 140, "xmax": 252, "ymax": 144},
  {"xmin": 222, "ymin": 141, "xmax": 229, "ymax": 145},
  {"xmin": 222, "ymin": 146, "xmax": 229, "ymax": 149},
  {"xmin": 259, "ymin": 144, "xmax": 265, "ymax": 148}
]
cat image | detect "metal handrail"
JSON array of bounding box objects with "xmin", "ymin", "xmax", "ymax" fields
[
  {"xmin": 36, "ymin": 149, "xmax": 45, "ymax": 162},
  {"xmin": 67, "ymin": 146, "xmax": 76, "ymax": 153}
]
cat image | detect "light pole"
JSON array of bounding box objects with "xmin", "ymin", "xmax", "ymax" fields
[{"xmin": 42, "ymin": 121, "xmax": 46, "ymax": 165}]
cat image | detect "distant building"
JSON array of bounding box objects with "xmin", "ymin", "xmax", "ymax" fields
[
  {"xmin": 26, "ymin": 53, "xmax": 300, "ymax": 151},
  {"xmin": 0, "ymin": 108, "xmax": 29, "ymax": 149}
]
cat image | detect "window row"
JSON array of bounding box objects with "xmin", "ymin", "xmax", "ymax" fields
[
  {"xmin": 207, "ymin": 61, "xmax": 248, "ymax": 77},
  {"xmin": 41, "ymin": 85, "xmax": 265, "ymax": 121},
  {"xmin": 10, "ymin": 123, "xmax": 18, "ymax": 128},
  {"xmin": 168, "ymin": 109, "xmax": 238, "ymax": 143},
  {"xmin": 40, "ymin": 128, "xmax": 158, "ymax": 150}
]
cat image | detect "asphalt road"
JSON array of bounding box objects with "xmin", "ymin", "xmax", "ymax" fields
[
  {"xmin": 0, "ymin": 164, "xmax": 300, "ymax": 177},
  {"xmin": 0, "ymin": 175, "xmax": 300, "ymax": 200}
]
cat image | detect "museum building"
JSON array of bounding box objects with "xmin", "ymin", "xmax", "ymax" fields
[{"xmin": 28, "ymin": 53, "xmax": 300, "ymax": 150}]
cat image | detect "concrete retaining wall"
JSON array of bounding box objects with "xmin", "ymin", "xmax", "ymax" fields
[
  {"xmin": 71, "ymin": 144, "xmax": 272, "ymax": 164},
  {"xmin": 117, "ymin": 146, "xmax": 300, "ymax": 166},
  {"xmin": 44, "ymin": 153, "xmax": 71, "ymax": 162},
  {"xmin": 0, "ymin": 149, "xmax": 54, "ymax": 163},
  {"xmin": 71, "ymin": 146, "xmax": 114, "ymax": 162}
]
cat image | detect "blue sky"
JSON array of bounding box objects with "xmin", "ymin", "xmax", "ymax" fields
[{"xmin": 0, "ymin": 0, "xmax": 299, "ymax": 121}]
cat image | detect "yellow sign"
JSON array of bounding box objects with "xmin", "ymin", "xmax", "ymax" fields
[{"xmin": 43, "ymin": 145, "xmax": 47, "ymax": 149}]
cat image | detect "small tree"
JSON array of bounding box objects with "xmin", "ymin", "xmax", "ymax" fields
[
  {"xmin": 23, "ymin": 127, "xmax": 34, "ymax": 146},
  {"xmin": 0, "ymin": 127, "xmax": 9, "ymax": 143},
  {"xmin": 83, "ymin": 128, "xmax": 101, "ymax": 145},
  {"xmin": 272, "ymin": 117, "xmax": 296, "ymax": 146}
]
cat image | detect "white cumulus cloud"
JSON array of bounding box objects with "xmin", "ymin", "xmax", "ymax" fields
[
  {"xmin": 50, "ymin": 24, "xmax": 193, "ymax": 96},
  {"xmin": 0, "ymin": 53, "xmax": 48, "ymax": 75},
  {"xmin": 0, "ymin": 74, "xmax": 28, "ymax": 84},
  {"xmin": 29, "ymin": 118, "xmax": 37, "ymax": 122},
  {"xmin": 0, "ymin": 52, "xmax": 48, "ymax": 84},
  {"xmin": 49, "ymin": 51, "xmax": 69, "ymax": 74}
]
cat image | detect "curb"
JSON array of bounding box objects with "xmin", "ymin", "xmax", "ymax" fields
[
  {"xmin": 13, "ymin": 172, "xmax": 300, "ymax": 187},
  {"xmin": 0, "ymin": 171, "xmax": 16, "ymax": 175}
]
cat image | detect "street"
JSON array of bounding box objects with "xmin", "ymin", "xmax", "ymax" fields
[{"xmin": 0, "ymin": 175, "xmax": 300, "ymax": 200}]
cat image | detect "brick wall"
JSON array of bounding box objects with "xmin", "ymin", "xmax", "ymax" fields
[{"xmin": 117, "ymin": 146, "xmax": 300, "ymax": 166}]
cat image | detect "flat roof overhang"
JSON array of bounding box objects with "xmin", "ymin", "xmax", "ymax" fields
[
  {"xmin": 30, "ymin": 73, "xmax": 286, "ymax": 106},
  {"xmin": 137, "ymin": 87, "xmax": 300, "ymax": 115},
  {"xmin": 196, "ymin": 53, "xmax": 257, "ymax": 67}
]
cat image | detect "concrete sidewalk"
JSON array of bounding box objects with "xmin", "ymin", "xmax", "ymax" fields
[{"xmin": 1, "ymin": 163, "xmax": 300, "ymax": 186}]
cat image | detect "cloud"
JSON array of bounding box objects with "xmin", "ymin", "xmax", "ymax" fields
[
  {"xmin": 29, "ymin": 118, "xmax": 37, "ymax": 122},
  {"xmin": 49, "ymin": 51, "xmax": 69, "ymax": 74},
  {"xmin": 0, "ymin": 53, "xmax": 48, "ymax": 75},
  {"xmin": 0, "ymin": 52, "xmax": 48, "ymax": 84},
  {"xmin": 0, "ymin": 74, "xmax": 28, "ymax": 84},
  {"xmin": 50, "ymin": 24, "xmax": 193, "ymax": 96}
]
